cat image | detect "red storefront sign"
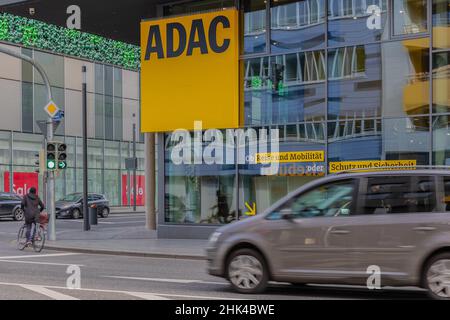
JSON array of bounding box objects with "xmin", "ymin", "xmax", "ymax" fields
[
  {"xmin": 121, "ymin": 174, "xmax": 145, "ymax": 206},
  {"xmin": 4, "ymin": 172, "xmax": 39, "ymax": 196}
]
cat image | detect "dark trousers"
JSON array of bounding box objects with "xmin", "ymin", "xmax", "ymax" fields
[{"xmin": 25, "ymin": 214, "xmax": 39, "ymax": 242}]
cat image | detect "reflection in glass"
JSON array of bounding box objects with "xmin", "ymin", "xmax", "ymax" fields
[
  {"xmin": 393, "ymin": 0, "xmax": 428, "ymax": 35},
  {"xmin": 239, "ymin": 125, "xmax": 325, "ymax": 214},
  {"xmin": 328, "ymin": 0, "xmax": 388, "ymax": 46},
  {"xmin": 164, "ymin": 134, "xmax": 237, "ymax": 224},
  {"xmin": 271, "ymin": 0, "xmax": 326, "ymax": 52},
  {"xmin": 433, "ymin": 0, "xmax": 450, "ymax": 49},
  {"xmin": 328, "ymin": 44, "xmax": 382, "ymax": 119},
  {"xmin": 382, "ymin": 38, "xmax": 430, "ymax": 117},
  {"xmin": 384, "ymin": 117, "xmax": 430, "ymax": 165},
  {"xmin": 433, "ymin": 51, "xmax": 450, "ymax": 113},
  {"xmin": 433, "ymin": 115, "xmax": 450, "ymax": 165},
  {"xmin": 328, "ymin": 119, "xmax": 382, "ymax": 162},
  {"xmin": 163, "ymin": 0, "xmax": 234, "ymax": 16},
  {"xmin": 244, "ymin": 51, "xmax": 326, "ymax": 125},
  {"xmin": 243, "ymin": 0, "xmax": 267, "ymax": 54}
]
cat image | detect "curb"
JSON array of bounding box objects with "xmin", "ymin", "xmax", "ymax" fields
[
  {"xmin": 109, "ymin": 211, "xmax": 145, "ymax": 214},
  {"xmin": 44, "ymin": 244, "xmax": 206, "ymax": 261}
]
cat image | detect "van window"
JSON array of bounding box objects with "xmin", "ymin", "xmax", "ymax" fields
[
  {"xmin": 360, "ymin": 176, "xmax": 436, "ymax": 215},
  {"xmin": 268, "ymin": 179, "xmax": 356, "ymax": 219}
]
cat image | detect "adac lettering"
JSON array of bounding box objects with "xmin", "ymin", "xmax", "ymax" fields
[{"xmin": 145, "ymin": 15, "xmax": 231, "ymax": 60}]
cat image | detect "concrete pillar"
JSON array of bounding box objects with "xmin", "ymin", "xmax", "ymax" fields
[{"xmin": 145, "ymin": 132, "xmax": 156, "ymax": 230}]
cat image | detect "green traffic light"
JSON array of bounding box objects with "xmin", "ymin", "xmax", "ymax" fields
[
  {"xmin": 47, "ymin": 160, "xmax": 56, "ymax": 170},
  {"xmin": 58, "ymin": 161, "xmax": 67, "ymax": 169}
]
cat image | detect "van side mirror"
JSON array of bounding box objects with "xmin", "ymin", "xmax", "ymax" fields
[{"xmin": 280, "ymin": 208, "xmax": 295, "ymax": 221}]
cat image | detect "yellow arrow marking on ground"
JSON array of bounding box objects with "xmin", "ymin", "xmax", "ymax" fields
[{"xmin": 245, "ymin": 202, "xmax": 256, "ymax": 216}]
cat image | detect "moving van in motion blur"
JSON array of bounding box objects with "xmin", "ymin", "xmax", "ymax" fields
[{"xmin": 206, "ymin": 170, "xmax": 450, "ymax": 299}]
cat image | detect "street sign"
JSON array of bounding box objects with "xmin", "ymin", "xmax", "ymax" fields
[
  {"xmin": 44, "ymin": 101, "xmax": 60, "ymax": 118},
  {"xmin": 53, "ymin": 110, "xmax": 65, "ymax": 122},
  {"xmin": 36, "ymin": 120, "xmax": 61, "ymax": 138}
]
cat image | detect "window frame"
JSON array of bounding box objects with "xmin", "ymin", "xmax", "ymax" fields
[
  {"xmin": 357, "ymin": 173, "xmax": 440, "ymax": 215},
  {"xmin": 390, "ymin": 0, "xmax": 430, "ymax": 39},
  {"xmin": 266, "ymin": 177, "xmax": 359, "ymax": 220}
]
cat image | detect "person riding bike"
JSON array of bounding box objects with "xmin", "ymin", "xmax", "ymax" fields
[{"xmin": 21, "ymin": 187, "xmax": 45, "ymax": 246}]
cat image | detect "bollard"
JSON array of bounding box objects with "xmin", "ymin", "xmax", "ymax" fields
[{"xmin": 89, "ymin": 206, "xmax": 98, "ymax": 225}]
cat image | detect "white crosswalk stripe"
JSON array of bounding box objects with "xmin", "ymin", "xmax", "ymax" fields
[
  {"xmin": 125, "ymin": 292, "xmax": 170, "ymax": 300},
  {"xmin": 20, "ymin": 285, "xmax": 79, "ymax": 300}
]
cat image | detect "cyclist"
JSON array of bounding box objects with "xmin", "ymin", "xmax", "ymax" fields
[{"xmin": 21, "ymin": 187, "xmax": 45, "ymax": 246}]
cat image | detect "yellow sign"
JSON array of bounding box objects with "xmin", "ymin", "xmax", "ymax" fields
[
  {"xmin": 245, "ymin": 202, "xmax": 256, "ymax": 216},
  {"xmin": 256, "ymin": 151, "xmax": 325, "ymax": 164},
  {"xmin": 329, "ymin": 160, "xmax": 417, "ymax": 173},
  {"xmin": 44, "ymin": 101, "xmax": 60, "ymax": 118},
  {"xmin": 140, "ymin": 9, "xmax": 241, "ymax": 132}
]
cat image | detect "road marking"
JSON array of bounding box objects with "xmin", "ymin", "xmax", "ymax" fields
[
  {"xmin": 126, "ymin": 292, "xmax": 170, "ymax": 300},
  {"xmin": 102, "ymin": 275, "xmax": 227, "ymax": 285},
  {"xmin": 0, "ymin": 232, "xmax": 17, "ymax": 236},
  {"xmin": 20, "ymin": 285, "xmax": 79, "ymax": 300},
  {"xmin": 0, "ymin": 260, "xmax": 84, "ymax": 267},
  {"xmin": 0, "ymin": 253, "xmax": 80, "ymax": 260},
  {"xmin": 0, "ymin": 281, "xmax": 242, "ymax": 300}
]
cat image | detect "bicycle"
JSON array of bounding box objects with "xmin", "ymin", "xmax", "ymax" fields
[{"xmin": 17, "ymin": 222, "xmax": 46, "ymax": 253}]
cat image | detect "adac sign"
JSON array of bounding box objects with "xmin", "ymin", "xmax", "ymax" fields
[{"xmin": 140, "ymin": 9, "xmax": 241, "ymax": 132}]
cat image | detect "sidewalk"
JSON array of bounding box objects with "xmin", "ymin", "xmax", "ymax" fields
[
  {"xmin": 109, "ymin": 207, "xmax": 145, "ymax": 214},
  {"xmin": 45, "ymin": 224, "xmax": 208, "ymax": 260}
]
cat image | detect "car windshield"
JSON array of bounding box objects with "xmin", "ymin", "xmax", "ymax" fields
[{"xmin": 60, "ymin": 194, "xmax": 82, "ymax": 202}]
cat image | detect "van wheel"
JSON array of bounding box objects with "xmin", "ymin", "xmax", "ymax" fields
[
  {"xmin": 423, "ymin": 253, "xmax": 450, "ymax": 300},
  {"xmin": 226, "ymin": 248, "xmax": 268, "ymax": 294}
]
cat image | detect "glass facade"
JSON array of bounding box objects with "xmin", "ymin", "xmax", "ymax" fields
[
  {"xmin": 0, "ymin": 131, "xmax": 144, "ymax": 206},
  {"xmin": 0, "ymin": 41, "xmax": 143, "ymax": 206},
  {"xmin": 163, "ymin": 0, "xmax": 450, "ymax": 226}
]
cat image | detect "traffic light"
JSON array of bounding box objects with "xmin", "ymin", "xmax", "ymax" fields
[
  {"xmin": 35, "ymin": 150, "xmax": 45, "ymax": 174},
  {"xmin": 57, "ymin": 143, "xmax": 67, "ymax": 170},
  {"xmin": 46, "ymin": 142, "xmax": 57, "ymax": 171},
  {"xmin": 271, "ymin": 62, "xmax": 285, "ymax": 93}
]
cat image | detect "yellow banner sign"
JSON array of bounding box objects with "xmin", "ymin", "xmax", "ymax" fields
[
  {"xmin": 140, "ymin": 9, "xmax": 241, "ymax": 132},
  {"xmin": 329, "ymin": 160, "xmax": 417, "ymax": 173},
  {"xmin": 256, "ymin": 151, "xmax": 325, "ymax": 164}
]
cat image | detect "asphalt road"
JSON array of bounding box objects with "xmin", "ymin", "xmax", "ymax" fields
[{"xmin": 0, "ymin": 214, "xmax": 430, "ymax": 300}]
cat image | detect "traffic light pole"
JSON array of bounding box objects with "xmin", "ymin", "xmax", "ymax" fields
[{"xmin": 0, "ymin": 46, "xmax": 56, "ymax": 241}]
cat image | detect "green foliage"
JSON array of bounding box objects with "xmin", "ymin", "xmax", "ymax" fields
[{"xmin": 0, "ymin": 13, "xmax": 140, "ymax": 70}]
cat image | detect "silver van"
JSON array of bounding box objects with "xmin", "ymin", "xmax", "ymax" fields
[{"xmin": 206, "ymin": 170, "xmax": 450, "ymax": 299}]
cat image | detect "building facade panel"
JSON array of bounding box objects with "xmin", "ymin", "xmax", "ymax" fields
[{"xmin": 156, "ymin": 0, "xmax": 450, "ymax": 239}]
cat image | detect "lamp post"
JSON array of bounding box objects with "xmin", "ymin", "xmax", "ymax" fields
[{"xmin": 132, "ymin": 113, "xmax": 137, "ymax": 212}]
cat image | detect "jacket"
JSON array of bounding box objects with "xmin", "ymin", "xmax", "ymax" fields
[{"xmin": 21, "ymin": 193, "xmax": 45, "ymax": 221}]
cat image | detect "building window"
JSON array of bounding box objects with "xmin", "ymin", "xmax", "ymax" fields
[
  {"xmin": 432, "ymin": 51, "xmax": 450, "ymax": 113},
  {"xmin": 433, "ymin": 115, "xmax": 450, "ymax": 165},
  {"xmin": 382, "ymin": 39, "xmax": 430, "ymax": 117},
  {"xmin": 328, "ymin": 0, "xmax": 388, "ymax": 46},
  {"xmin": 243, "ymin": 0, "xmax": 267, "ymax": 54},
  {"xmin": 433, "ymin": 0, "xmax": 450, "ymax": 49},
  {"xmin": 393, "ymin": 0, "xmax": 428, "ymax": 36},
  {"xmin": 383, "ymin": 117, "xmax": 430, "ymax": 165},
  {"xmin": 270, "ymin": 0, "xmax": 326, "ymax": 52}
]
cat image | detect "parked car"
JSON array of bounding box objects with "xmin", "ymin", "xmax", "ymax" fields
[
  {"xmin": 56, "ymin": 193, "xmax": 110, "ymax": 219},
  {"xmin": 206, "ymin": 170, "xmax": 450, "ymax": 299},
  {"xmin": 0, "ymin": 192, "xmax": 24, "ymax": 221}
]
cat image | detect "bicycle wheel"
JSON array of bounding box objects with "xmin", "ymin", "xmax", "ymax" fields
[
  {"xmin": 17, "ymin": 225, "xmax": 27, "ymax": 251},
  {"xmin": 33, "ymin": 226, "xmax": 45, "ymax": 253}
]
